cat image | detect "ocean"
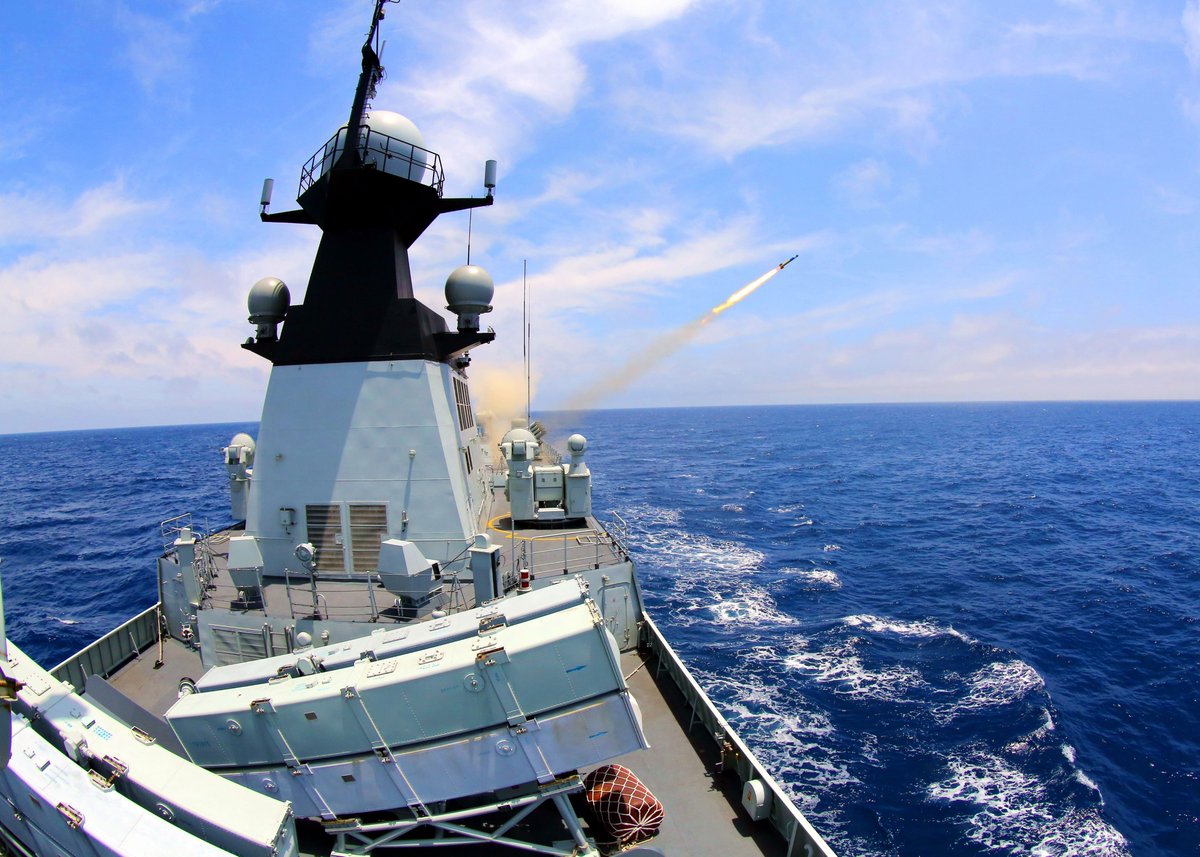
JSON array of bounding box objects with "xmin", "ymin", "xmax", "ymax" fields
[{"xmin": 0, "ymin": 402, "xmax": 1196, "ymax": 855}]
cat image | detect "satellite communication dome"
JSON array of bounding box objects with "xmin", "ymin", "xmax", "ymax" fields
[
  {"xmin": 320, "ymin": 110, "xmax": 432, "ymax": 183},
  {"xmin": 445, "ymin": 265, "xmax": 494, "ymax": 331},
  {"xmin": 247, "ymin": 277, "xmax": 289, "ymax": 340}
]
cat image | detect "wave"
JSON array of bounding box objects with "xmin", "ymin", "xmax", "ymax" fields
[
  {"xmin": 935, "ymin": 660, "xmax": 1045, "ymax": 724},
  {"xmin": 784, "ymin": 639, "xmax": 927, "ymax": 702},
  {"xmin": 842, "ymin": 613, "xmax": 974, "ymax": 642},
  {"xmin": 783, "ymin": 567, "xmax": 842, "ymax": 590},
  {"xmin": 689, "ymin": 586, "xmax": 799, "ymax": 627},
  {"xmin": 928, "ymin": 749, "xmax": 1130, "ymax": 855}
]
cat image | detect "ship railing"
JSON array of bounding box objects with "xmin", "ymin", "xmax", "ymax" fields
[
  {"xmin": 639, "ymin": 613, "xmax": 838, "ymax": 857},
  {"xmin": 280, "ymin": 568, "xmax": 382, "ymax": 622},
  {"xmin": 596, "ymin": 511, "xmax": 631, "ymax": 561},
  {"xmin": 299, "ymin": 126, "xmax": 445, "ymax": 196},
  {"xmin": 51, "ymin": 605, "xmax": 160, "ymax": 691},
  {"xmin": 159, "ymin": 512, "xmax": 194, "ymax": 553},
  {"xmin": 160, "ymin": 513, "xmax": 222, "ymax": 595},
  {"xmin": 503, "ymin": 526, "xmax": 627, "ymax": 581}
]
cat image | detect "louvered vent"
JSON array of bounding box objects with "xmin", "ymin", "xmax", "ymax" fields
[
  {"xmin": 305, "ymin": 504, "xmax": 345, "ymax": 573},
  {"xmin": 211, "ymin": 625, "xmax": 269, "ymax": 666},
  {"xmin": 349, "ymin": 504, "xmax": 388, "ymax": 573}
]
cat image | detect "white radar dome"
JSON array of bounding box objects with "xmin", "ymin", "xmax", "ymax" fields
[
  {"xmin": 320, "ymin": 110, "xmax": 432, "ymax": 184},
  {"xmin": 567, "ymin": 434, "xmax": 587, "ymax": 454},
  {"xmin": 445, "ymin": 265, "xmax": 494, "ymax": 331}
]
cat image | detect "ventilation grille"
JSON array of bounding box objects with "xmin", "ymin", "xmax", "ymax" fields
[
  {"xmin": 453, "ymin": 377, "xmax": 475, "ymax": 431},
  {"xmin": 211, "ymin": 625, "xmax": 269, "ymax": 666},
  {"xmin": 349, "ymin": 504, "xmax": 388, "ymax": 573},
  {"xmin": 305, "ymin": 504, "xmax": 345, "ymax": 573}
]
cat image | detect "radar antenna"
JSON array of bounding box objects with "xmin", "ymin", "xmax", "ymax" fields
[{"xmin": 339, "ymin": 0, "xmax": 400, "ymax": 169}]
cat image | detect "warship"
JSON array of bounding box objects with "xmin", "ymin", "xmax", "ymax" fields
[{"xmin": 0, "ymin": 3, "xmax": 835, "ymax": 855}]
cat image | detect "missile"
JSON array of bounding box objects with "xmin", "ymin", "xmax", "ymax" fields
[{"xmin": 778, "ymin": 253, "xmax": 799, "ymax": 270}]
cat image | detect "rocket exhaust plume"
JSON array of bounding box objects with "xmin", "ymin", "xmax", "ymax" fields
[{"xmin": 562, "ymin": 256, "xmax": 797, "ymax": 412}]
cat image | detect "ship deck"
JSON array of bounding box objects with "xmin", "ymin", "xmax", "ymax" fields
[
  {"xmin": 195, "ymin": 497, "xmax": 628, "ymax": 626},
  {"xmin": 100, "ymin": 636, "xmax": 786, "ymax": 857},
  {"xmin": 71, "ymin": 479, "xmax": 827, "ymax": 855}
]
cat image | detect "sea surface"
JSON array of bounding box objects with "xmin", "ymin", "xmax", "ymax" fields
[{"xmin": 0, "ymin": 402, "xmax": 1196, "ymax": 855}]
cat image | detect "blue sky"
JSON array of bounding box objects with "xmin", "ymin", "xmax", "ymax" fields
[{"xmin": 2, "ymin": 0, "xmax": 1199, "ymax": 432}]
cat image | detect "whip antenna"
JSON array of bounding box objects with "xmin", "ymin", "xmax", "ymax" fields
[
  {"xmin": 523, "ymin": 260, "xmax": 530, "ymax": 421},
  {"xmin": 466, "ymin": 207, "xmax": 473, "ymax": 265}
]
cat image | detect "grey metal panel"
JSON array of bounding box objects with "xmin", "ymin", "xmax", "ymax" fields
[
  {"xmin": 195, "ymin": 578, "xmax": 589, "ymax": 693},
  {"xmin": 218, "ymin": 691, "xmax": 646, "ymax": 819},
  {"xmin": 7, "ymin": 642, "xmax": 299, "ymax": 857},
  {"xmin": 169, "ymin": 599, "xmax": 628, "ymax": 769},
  {"xmin": 1, "ymin": 716, "xmax": 236, "ymax": 857},
  {"xmin": 83, "ymin": 674, "xmax": 187, "ymax": 757}
]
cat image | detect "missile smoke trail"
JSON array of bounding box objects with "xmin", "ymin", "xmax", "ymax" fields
[{"xmin": 563, "ymin": 256, "xmax": 797, "ymax": 412}]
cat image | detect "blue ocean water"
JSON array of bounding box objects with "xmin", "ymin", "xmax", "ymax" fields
[{"xmin": 0, "ymin": 402, "xmax": 1196, "ymax": 855}]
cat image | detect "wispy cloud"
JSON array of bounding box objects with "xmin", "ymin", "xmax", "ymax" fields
[
  {"xmin": 0, "ymin": 179, "xmax": 159, "ymax": 244},
  {"xmin": 1182, "ymin": 0, "xmax": 1200, "ymax": 123}
]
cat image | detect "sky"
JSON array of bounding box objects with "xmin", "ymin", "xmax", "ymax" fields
[{"xmin": 2, "ymin": 0, "xmax": 1199, "ymax": 433}]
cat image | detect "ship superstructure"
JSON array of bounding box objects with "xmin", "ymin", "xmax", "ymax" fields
[{"xmin": 0, "ymin": 3, "xmax": 835, "ymax": 855}]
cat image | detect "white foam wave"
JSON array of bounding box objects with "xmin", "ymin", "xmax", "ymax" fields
[
  {"xmin": 784, "ymin": 640, "xmax": 927, "ymax": 701},
  {"xmin": 694, "ymin": 586, "xmax": 800, "ymax": 627},
  {"xmin": 697, "ymin": 659, "xmax": 853, "ymax": 819},
  {"xmin": 843, "ymin": 613, "xmax": 973, "ymax": 642},
  {"xmin": 770, "ymin": 503, "xmax": 805, "ymax": 514},
  {"xmin": 51, "ymin": 617, "xmax": 80, "ymax": 625},
  {"xmin": 720, "ymin": 503, "xmax": 744, "ymax": 513},
  {"xmin": 822, "ymin": 543, "xmax": 842, "ymax": 552},
  {"xmin": 929, "ymin": 751, "xmax": 1129, "ymax": 855},
  {"xmin": 784, "ymin": 567, "xmax": 842, "ymax": 589},
  {"xmin": 935, "ymin": 660, "xmax": 1045, "ymax": 723}
]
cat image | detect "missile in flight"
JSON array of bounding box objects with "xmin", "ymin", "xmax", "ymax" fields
[{"xmin": 778, "ymin": 253, "xmax": 799, "ymax": 270}]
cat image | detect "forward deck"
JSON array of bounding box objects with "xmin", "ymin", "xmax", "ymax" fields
[{"xmin": 46, "ymin": 481, "xmax": 833, "ymax": 856}]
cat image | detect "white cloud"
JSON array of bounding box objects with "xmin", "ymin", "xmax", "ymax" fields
[{"xmin": 0, "ymin": 179, "xmax": 158, "ymax": 244}]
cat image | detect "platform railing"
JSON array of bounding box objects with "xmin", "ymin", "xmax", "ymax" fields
[{"xmin": 299, "ymin": 126, "xmax": 445, "ymax": 196}]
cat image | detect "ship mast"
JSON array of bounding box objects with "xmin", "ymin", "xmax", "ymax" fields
[
  {"xmin": 338, "ymin": 0, "xmax": 393, "ymax": 170},
  {"xmin": 246, "ymin": 0, "xmax": 499, "ymax": 368}
]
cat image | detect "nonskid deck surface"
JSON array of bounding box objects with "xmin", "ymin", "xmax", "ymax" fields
[{"xmin": 102, "ymin": 639, "xmax": 783, "ymax": 856}]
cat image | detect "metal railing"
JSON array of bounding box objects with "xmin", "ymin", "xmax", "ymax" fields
[
  {"xmin": 639, "ymin": 614, "xmax": 837, "ymax": 857},
  {"xmin": 501, "ymin": 527, "xmax": 625, "ymax": 583},
  {"xmin": 299, "ymin": 126, "xmax": 445, "ymax": 196},
  {"xmin": 51, "ymin": 605, "xmax": 160, "ymax": 691}
]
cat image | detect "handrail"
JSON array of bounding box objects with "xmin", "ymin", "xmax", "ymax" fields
[
  {"xmin": 299, "ymin": 126, "xmax": 445, "ymax": 196},
  {"xmin": 640, "ymin": 613, "xmax": 837, "ymax": 857}
]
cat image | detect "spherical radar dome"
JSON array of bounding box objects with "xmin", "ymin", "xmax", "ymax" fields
[
  {"xmin": 445, "ymin": 265, "xmax": 495, "ymax": 314},
  {"xmin": 248, "ymin": 277, "xmax": 290, "ymax": 323},
  {"xmin": 320, "ymin": 110, "xmax": 432, "ymax": 183}
]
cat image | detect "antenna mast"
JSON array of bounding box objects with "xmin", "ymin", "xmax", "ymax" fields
[
  {"xmin": 523, "ymin": 260, "xmax": 531, "ymax": 422},
  {"xmin": 339, "ymin": 0, "xmax": 393, "ymax": 169}
]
